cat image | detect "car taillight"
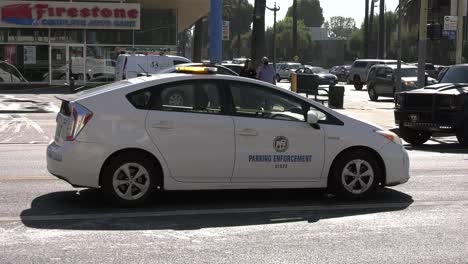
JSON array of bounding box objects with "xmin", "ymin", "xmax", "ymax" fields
[{"xmin": 66, "ymin": 102, "xmax": 93, "ymax": 141}]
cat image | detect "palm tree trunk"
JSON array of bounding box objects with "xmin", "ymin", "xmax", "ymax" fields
[{"xmin": 251, "ymin": 0, "xmax": 266, "ymax": 67}]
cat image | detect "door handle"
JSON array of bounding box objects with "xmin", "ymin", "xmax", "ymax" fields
[
  {"xmin": 236, "ymin": 128, "xmax": 258, "ymax": 136},
  {"xmin": 152, "ymin": 121, "xmax": 174, "ymax": 129}
]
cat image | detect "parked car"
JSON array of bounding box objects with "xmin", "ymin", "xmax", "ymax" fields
[
  {"xmin": 367, "ymin": 64, "xmax": 437, "ymax": 101},
  {"xmin": 222, "ymin": 63, "xmax": 243, "ymax": 75},
  {"xmin": 232, "ymin": 58, "xmax": 249, "ymax": 64},
  {"xmin": 295, "ymin": 65, "xmax": 338, "ymax": 85},
  {"xmin": 330, "ymin": 65, "xmax": 351, "ymax": 82},
  {"xmin": 47, "ymin": 66, "xmax": 409, "ymax": 206},
  {"xmin": 348, "ymin": 59, "xmax": 397, "ymax": 90},
  {"xmin": 395, "ymin": 64, "xmax": 468, "ymax": 146},
  {"xmin": 115, "ymin": 54, "xmax": 191, "ymax": 80},
  {"xmin": 276, "ymin": 62, "xmax": 301, "ymax": 82},
  {"xmin": 0, "ymin": 61, "xmax": 28, "ymax": 83}
]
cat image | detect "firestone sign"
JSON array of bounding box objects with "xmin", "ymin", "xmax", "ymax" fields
[{"xmin": 0, "ymin": 1, "xmax": 140, "ymax": 29}]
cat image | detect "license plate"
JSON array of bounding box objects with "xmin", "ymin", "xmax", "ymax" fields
[{"xmin": 409, "ymin": 114, "xmax": 418, "ymax": 122}]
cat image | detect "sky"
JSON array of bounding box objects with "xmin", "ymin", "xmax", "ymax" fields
[{"xmin": 247, "ymin": 0, "xmax": 399, "ymax": 28}]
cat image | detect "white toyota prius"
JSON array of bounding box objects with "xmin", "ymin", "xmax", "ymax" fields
[{"xmin": 47, "ymin": 66, "xmax": 410, "ymax": 206}]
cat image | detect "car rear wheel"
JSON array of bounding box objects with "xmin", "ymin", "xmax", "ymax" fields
[
  {"xmin": 101, "ymin": 154, "xmax": 158, "ymax": 207},
  {"xmin": 399, "ymin": 125, "xmax": 431, "ymax": 145},
  {"xmin": 329, "ymin": 150, "xmax": 382, "ymax": 198},
  {"xmin": 276, "ymin": 74, "xmax": 281, "ymax": 83},
  {"xmin": 368, "ymin": 84, "xmax": 378, "ymax": 101},
  {"xmin": 456, "ymin": 125, "xmax": 468, "ymax": 147},
  {"xmin": 354, "ymin": 76, "xmax": 363, "ymax": 90}
]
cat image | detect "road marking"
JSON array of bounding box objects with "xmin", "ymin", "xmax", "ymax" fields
[{"xmin": 0, "ymin": 200, "xmax": 466, "ymax": 223}]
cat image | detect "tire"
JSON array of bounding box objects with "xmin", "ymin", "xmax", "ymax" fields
[
  {"xmin": 354, "ymin": 76, "xmax": 363, "ymax": 90},
  {"xmin": 399, "ymin": 124, "xmax": 431, "ymax": 146},
  {"xmin": 328, "ymin": 149, "xmax": 382, "ymax": 198},
  {"xmin": 165, "ymin": 90, "xmax": 185, "ymax": 106},
  {"xmin": 101, "ymin": 154, "xmax": 158, "ymax": 207},
  {"xmin": 368, "ymin": 84, "xmax": 378, "ymax": 101},
  {"xmin": 456, "ymin": 125, "xmax": 468, "ymax": 147},
  {"xmin": 276, "ymin": 74, "xmax": 281, "ymax": 83}
]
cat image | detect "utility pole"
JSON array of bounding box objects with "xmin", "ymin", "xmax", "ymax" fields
[
  {"xmin": 236, "ymin": 0, "xmax": 242, "ymax": 57},
  {"xmin": 396, "ymin": 0, "xmax": 402, "ymax": 93},
  {"xmin": 456, "ymin": 0, "xmax": 464, "ymax": 64},
  {"xmin": 292, "ymin": 0, "xmax": 298, "ymax": 60},
  {"xmin": 417, "ymin": 0, "xmax": 428, "ymax": 88},
  {"xmin": 209, "ymin": 0, "xmax": 223, "ymax": 63},
  {"xmin": 378, "ymin": 0, "xmax": 385, "ymax": 59},
  {"xmin": 364, "ymin": 0, "xmax": 370, "ymax": 58},
  {"xmin": 369, "ymin": 0, "xmax": 375, "ymax": 58},
  {"xmin": 267, "ymin": 2, "xmax": 280, "ymax": 68}
]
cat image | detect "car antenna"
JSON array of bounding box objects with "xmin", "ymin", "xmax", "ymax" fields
[{"xmin": 137, "ymin": 64, "xmax": 150, "ymax": 77}]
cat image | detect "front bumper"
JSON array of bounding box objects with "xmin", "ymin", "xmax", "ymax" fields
[
  {"xmin": 47, "ymin": 141, "xmax": 110, "ymax": 188},
  {"xmin": 379, "ymin": 142, "xmax": 410, "ymax": 186},
  {"xmin": 394, "ymin": 109, "xmax": 460, "ymax": 132}
]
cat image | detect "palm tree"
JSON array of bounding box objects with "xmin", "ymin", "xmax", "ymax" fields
[{"xmin": 251, "ymin": 0, "xmax": 266, "ymax": 67}]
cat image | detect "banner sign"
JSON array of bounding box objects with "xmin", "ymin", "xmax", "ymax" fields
[
  {"xmin": 222, "ymin": 21, "xmax": 229, "ymax": 41},
  {"xmin": 0, "ymin": 1, "xmax": 140, "ymax": 29}
]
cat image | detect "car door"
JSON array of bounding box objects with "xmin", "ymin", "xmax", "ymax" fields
[
  {"xmin": 382, "ymin": 68, "xmax": 395, "ymax": 96},
  {"xmin": 145, "ymin": 79, "xmax": 235, "ymax": 182},
  {"xmin": 374, "ymin": 67, "xmax": 387, "ymax": 94},
  {"xmin": 228, "ymin": 80, "xmax": 326, "ymax": 182}
]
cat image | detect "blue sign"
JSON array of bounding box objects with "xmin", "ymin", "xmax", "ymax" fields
[{"xmin": 443, "ymin": 30, "xmax": 457, "ymax": 40}]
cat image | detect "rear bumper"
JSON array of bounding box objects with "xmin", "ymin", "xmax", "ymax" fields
[{"xmin": 47, "ymin": 141, "xmax": 110, "ymax": 188}]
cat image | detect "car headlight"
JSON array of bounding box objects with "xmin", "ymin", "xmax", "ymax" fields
[
  {"xmin": 403, "ymin": 81, "xmax": 415, "ymax": 87},
  {"xmin": 375, "ymin": 130, "xmax": 402, "ymax": 145},
  {"xmin": 437, "ymin": 95, "xmax": 457, "ymax": 109}
]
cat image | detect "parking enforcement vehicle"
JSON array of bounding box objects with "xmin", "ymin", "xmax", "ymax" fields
[{"xmin": 47, "ymin": 66, "xmax": 410, "ymax": 206}]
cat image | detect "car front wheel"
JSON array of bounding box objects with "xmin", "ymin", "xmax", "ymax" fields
[
  {"xmin": 101, "ymin": 154, "xmax": 158, "ymax": 206},
  {"xmin": 354, "ymin": 76, "xmax": 363, "ymax": 90},
  {"xmin": 399, "ymin": 125, "xmax": 431, "ymax": 145},
  {"xmin": 368, "ymin": 84, "xmax": 378, "ymax": 101},
  {"xmin": 329, "ymin": 150, "xmax": 382, "ymax": 198}
]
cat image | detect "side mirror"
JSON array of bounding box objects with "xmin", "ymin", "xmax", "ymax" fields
[{"xmin": 307, "ymin": 111, "xmax": 320, "ymax": 129}]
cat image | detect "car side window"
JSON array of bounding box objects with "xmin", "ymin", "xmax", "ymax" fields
[
  {"xmin": 376, "ymin": 68, "xmax": 386, "ymax": 78},
  {"xmin": 155, "ymin": 80, "xmax": 222, "ymax": 115},
  {"xmin": 229, "ymin": 81, "xmax": 311, "ymax": 122},
  {"xmin": 304, "ymin": 68, "xmax": 313, "ymax": 74}
]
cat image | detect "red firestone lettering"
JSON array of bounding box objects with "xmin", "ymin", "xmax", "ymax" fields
[
  {"xmin": 80, "ymin": 8, "xmax": 90, "ymax": 17},
  {"xmin": 34, "ymin": 4, "xmax": 48, "ymax": 19},
  {"xmin": 91, "ymin": 7, "xmax": 100, "ymax": 17},
  {"xmin": 128, "ymin": 9, "xmax": 138, "ymax": 19},
  {"xmin": 48, "ymin": 7, "xmax": 55, "ymax": 16},
  {"xmin": 114, "ymin": 9, "xmax": 126, "ymax": 18},
  {"xmin": 67, "ymin": 7, "xmax": 78, "ymax": 17},
  {"xmin": 100, "ymin": 8, "xmax": 112, "ymax": 17},
  {"xmin": 56, "ymin": 7, "xmax": 66, "ymax": 17}
]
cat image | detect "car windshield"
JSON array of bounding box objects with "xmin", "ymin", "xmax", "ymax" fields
[
  {"xmin": 288, "ymin": 64, "xmax": 301, "ymax": 70},
  {"xmin": 439, "ymin": 66, "xmax": 468, "ymax": 83},
  {"xmin": 400, "ymin": 68, "xmax": 418, "ymax": 77},
  {"xmin": 310, "ymin": 67, "xmax": 328, "ymax": 74}
]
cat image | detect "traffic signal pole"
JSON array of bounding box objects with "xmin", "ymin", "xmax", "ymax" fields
[
  {"xmin": 417, "ymin": 0, "xmax": 428, "ymax": 88},
  {"xmin": 210, "ymin": 0, "xmax": 223, "ymax": 63},
  {"xmin": 456, "ymin": 0, "xmax": 464, "ymax": 64}
]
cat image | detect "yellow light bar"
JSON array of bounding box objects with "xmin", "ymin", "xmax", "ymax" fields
[{"xmin": 175, "ymin": 66, "xmax": 217, "ymax": 74}]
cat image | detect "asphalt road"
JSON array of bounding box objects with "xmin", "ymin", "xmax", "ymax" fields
[{"xmin": 0, "ymin": 85, "xmax": 467, "ymax": 263}]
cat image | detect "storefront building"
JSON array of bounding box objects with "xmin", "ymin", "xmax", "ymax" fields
[{"xmin": 0, "ymin": 0, "xmax": 209, "ymax": 86}]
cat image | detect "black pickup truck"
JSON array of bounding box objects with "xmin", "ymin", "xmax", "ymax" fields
[{"xmin": 394, "ymin": 64, "xmax": 468, "ymax": 146}]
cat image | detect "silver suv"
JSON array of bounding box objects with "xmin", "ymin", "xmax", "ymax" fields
[
  {"xmin": 276, "ymin": 62, "xmax": 301, "ymax": 82},
  {"xmin": 348, "ymin": 59, "xmax": 397, "ymax": 90}
]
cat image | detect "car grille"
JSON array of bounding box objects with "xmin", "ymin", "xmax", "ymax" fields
[{"xmin": 404, "ymin": 94, "xmax": 433, "ymax": 109}]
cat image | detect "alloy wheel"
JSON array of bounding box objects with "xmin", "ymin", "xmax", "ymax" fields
[
  {"xmin": 341, "ymin": 159, "xmax": 375, "ymax": 195},
  {"xmin": 112, "ymin": 163, "xmax": 150, "ymax": 201}
]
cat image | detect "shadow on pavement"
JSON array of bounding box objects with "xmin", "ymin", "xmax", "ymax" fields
[
  {"xmin": 404, "ymin": 140, "xmax": 468, "ymax": 154},
  {"xmin": 21, "ymin": 188, "xmax": 413, "ymax": 231}
]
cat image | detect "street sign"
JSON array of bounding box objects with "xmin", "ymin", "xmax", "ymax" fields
[
  {"xmin": 442, "ymin": 30, "xmax": 457, "ymax": 40},
  {"xmin": 444, "ymin": 16, "xmax": 458, "ymax": 31},
  {"xmin": 222, "ymin": 21, "xmax": 230, "ymax": 41}
]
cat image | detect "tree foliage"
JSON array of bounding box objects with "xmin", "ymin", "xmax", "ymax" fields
[
  {"xmin": 223, "ymin": 0, "xmax": 254, "ymax": 35},
  {"xmin": 286, "ymin": 0, "xmax": 324, "ymax": 28},
  {"xmin": 328, "ymin": 16, "xmax": 357, "ymax": 39}
]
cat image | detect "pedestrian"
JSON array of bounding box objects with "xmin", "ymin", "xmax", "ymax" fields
[
  {"xmin": 257, "ymin": 57, "xmax": 276, "ymax": 85},
  {"xmin": 239, "ymin": 59, "xmax": 257, "ymax": 79}
]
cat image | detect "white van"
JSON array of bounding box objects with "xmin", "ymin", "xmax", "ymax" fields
[{"xmin": 115, "ymin": 54, "xmax": 191, "ymax": 80}]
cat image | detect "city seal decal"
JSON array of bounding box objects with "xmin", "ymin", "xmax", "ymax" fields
[{"xmin": 273, "ymin": 136, "xmax": 289, "ymax": 153}]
